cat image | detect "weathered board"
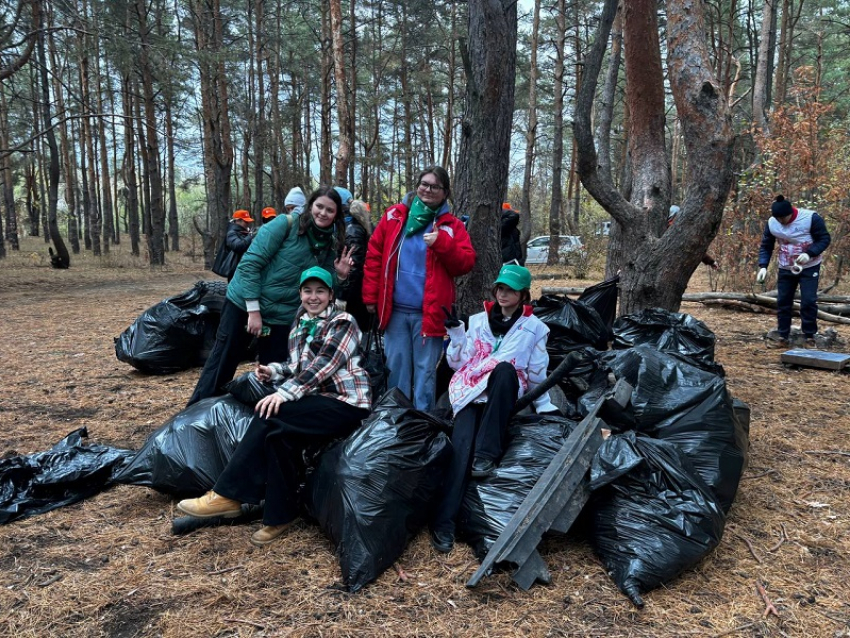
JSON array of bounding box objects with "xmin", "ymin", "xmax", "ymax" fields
[
  {"xmin": 780, "ymin": 349, "xmax": 850, "ymax": 371},
  {"xmin": 466, "ymin": 379, "xmax": 632, "ymax": 590}
]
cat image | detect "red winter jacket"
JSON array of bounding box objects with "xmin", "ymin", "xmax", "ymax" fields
[{"xmin": 362, "ymin": 198, "xmax": 476, "ymax": 337}]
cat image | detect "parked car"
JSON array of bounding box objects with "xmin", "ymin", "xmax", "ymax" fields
[{"xmin": 525, "ymin": 235, "xmax": 584, "ymax": 265}]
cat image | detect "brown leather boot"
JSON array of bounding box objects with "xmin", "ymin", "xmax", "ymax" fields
[
  {"xmin": 176, "ymin": 491, "xmax": 242, "ymax": 518},
  {"xmin": 250, "ymin": 522, "xmax": 294, "ymax": 547}
]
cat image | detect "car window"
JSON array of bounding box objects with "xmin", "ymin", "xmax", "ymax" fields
[{"xmin": 529, "ymin": 237, "xmax": 548, "ymax": 247}]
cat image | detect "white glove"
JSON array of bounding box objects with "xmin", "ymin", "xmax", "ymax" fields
[
  {"xmin": 756, "ymin": 268, "xmax": 767, "ymax": 284},
  {"xmin": 795, "ymin": 253, "xmax": 811, "ymax": 266}
]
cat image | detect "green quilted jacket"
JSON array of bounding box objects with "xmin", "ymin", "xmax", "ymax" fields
[{"xmin": 226, "ymin": 214, "xmax": 338, "ymax": 326}]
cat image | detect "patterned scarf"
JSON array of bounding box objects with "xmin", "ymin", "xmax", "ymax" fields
[{"xmin": 404, "ymin": 196, "xmax": 438, "ymax": 237}]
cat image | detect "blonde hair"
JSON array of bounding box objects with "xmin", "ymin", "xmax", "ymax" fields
[{"xmin": 348, "ymin": 200, "xmax": 373, "ymax": 234}]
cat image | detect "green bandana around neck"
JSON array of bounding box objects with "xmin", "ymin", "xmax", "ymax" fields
[
  {"xmin": 299, "ymin": 315, "xmax": 321, "ymax": 343},
  {"xmin": 405, "ymin": 197, "xmax": 438, "ymax": 237},
  {"xmin": 307, "ymin": 220, "xmax": 334, "ymax": 253}
]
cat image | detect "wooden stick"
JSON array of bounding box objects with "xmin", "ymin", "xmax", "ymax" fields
[
  {"xmin": 711, "ymin": 621, "xmax": 758, "ymax": 638},
  {"xmin": 728, "ymin": 529, "xmax": 763, "ymax": 563},
  {"xmin": 208, "ymin": 564, "xmax": 244, "ymax": 576},
  {"xmin": 36, "ymin": 573, "xmax": 63, "ymax": 587},
  {"xmin": 756, "ymin": 580, "xmax": 780, "ymax": 618},
  {"xmin": 743, "ymin": 468, "xmax": 780, "ymax": 480},
  {"xmin": 223, "ymin": 618, "xmax": 267, "ymax": 630},
  {"xmin": 394, "ymin": 563, "xmax": 409, "ymax": 582},
  {"xmin": 804, "ymin": 449, "xmax": 850, "ymax": 458},
  {"xmin": 767, "ymin": 523, "xmax": 787, "ymax": 553}
]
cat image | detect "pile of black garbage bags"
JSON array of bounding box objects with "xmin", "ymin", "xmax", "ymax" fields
[
  {"xmin": 114, "ymin": 280, "xmax": 240, "ymax": 374},
  {"xmin": 2, "ymin": 280, "xmax": 749, "ymax": 606}
]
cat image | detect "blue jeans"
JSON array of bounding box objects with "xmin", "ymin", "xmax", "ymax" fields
[
  {"xmin": 776, "ymin": 265, "xmax": 820, "ymax": 338},
  {"xmin": 384, "ymin": 309, "xmax": 444, "ymax": 411}
]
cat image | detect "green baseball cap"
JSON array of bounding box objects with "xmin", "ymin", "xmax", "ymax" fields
[
  {"xmin": 493, "ymin": 264, "xmax": 532, "ymax": 291},
  {"xmin": 299, "ymin": 266, "xmax": 333, "ymax": 289}
]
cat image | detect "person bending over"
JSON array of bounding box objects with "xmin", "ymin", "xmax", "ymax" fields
[{"xmin": 756, "ymin": 195, "xmax": 831, "ymax": 347}]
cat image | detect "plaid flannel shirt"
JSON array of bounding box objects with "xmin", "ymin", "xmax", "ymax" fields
[{"xmin": 268, "ymin": 308, "xmax": 371, "ymax": 409}]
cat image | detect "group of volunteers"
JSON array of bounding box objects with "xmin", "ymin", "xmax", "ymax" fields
[
  {"xmin": 177, "ymin": 166, "xmax": 558, "ymax": 553},
  {"xmin": 177, "ymin": 179, "xmax": 831, "ymax": 552}
]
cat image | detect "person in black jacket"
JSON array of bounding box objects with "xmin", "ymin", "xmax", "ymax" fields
[
  {"xmin": 500, "ymin": 204, "xmax": 523, "ymax": 265},
  {"xmin": 212, "ymin": 209, "xmax": 255, "ymax": 281},
  {"xmin": 341, "ymin": 199, "xmax": 372, "ymax": 330}
]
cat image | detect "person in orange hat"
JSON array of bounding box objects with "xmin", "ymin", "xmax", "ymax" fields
[
  {"xmin": 261, "ymin": 207, "xmax": 277, "ymax": 223},
  {"xmin": 211, "ymin": 210, "xmax": 255, "ymax": 281}
]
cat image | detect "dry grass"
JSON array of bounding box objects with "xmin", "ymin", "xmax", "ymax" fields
[{"xmin": 0, "ymin": 237, "xmax": 848, "ymax": 637}]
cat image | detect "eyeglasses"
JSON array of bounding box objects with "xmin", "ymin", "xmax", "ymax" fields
[{"xmin": 418, "ymin": 181, "xmax": 444, "ymax": 193}]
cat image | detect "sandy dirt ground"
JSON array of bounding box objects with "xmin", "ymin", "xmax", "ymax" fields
[{"xmin": 0, "ymin": 245, "xmax": 848, "ymax": 638}]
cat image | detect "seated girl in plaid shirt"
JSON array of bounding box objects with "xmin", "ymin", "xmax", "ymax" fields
[{"xmin": 177, "ymin": 267, "xmax": 371, "ymax": 546}]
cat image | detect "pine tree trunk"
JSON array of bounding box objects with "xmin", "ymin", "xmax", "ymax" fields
[
  {"xmin": 135, "ymin": 0, "xmax": 166, "ymax": 265},
  {"xmin": 95, "ymin": 49, "xmax": 115, "ymax": 253},
  {"xmin": 122, "ymin": 73, "xmax": 141, "ymax": 256},
  {"xmin": 330, "ymin": 0, "xmax": 352, "ymax": 186},
  {"xmin": 575, "ymin": 0, "xmax": 734, "ymax": 313},
  {"xmin": 190, "ymin": 0, "xmax": 233, "ymax": 268},
  {"xmin": 455, "ymin": 0, "xmax": 518, "ymax": 315},
  {"xmin": 36, "ymin": 23, "xmax": 69, "ymax": 267},
  {"xmin": 520, "ymin": 0, "xmax": 541, "ymax": 260},
  {"xmin": 49, "ymin": 30, "xmax": 80, "ymax": 253},
  {"xmin": 752, "ymin": 0, "xmax": 775, "ymax": 133},
  {"xmin": 165, "ymin": 98, "xmax": 179, "ymax": 251},
  {"xmin": 0, "ymin": 87, "xmax": 15, "ymax": 255},
  {"xmin": 319, "ymin": 3, "xmax": 333, "ymax": 184},
  {"xmin": 547, "ymin": 0, "xmax": 567, "ymax": 264}
]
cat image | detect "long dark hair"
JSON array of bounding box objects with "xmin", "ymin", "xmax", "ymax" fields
[{"xmin": 297, "ymin": 186, "xmax": 346, "ymax": 252}]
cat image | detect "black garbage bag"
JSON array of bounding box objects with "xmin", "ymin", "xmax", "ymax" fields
[
  {"xmin": 113, "ymin": 396, "xmax": 254, "ymax": 496},
  {"xmin": 360, "ymin": 320, "xmax": 390, "ymax": 406},
  {"xmin": 304, "ymin": 388, "xmax": 452, "ymax": 592},
  {"xmin": 578, "ymin": 275, "xmax": 619, "ymax": 337},
  {"xmin": 612, "ymin": 308, "xmax": 720, "ymax": 372},
  {"xmin": 0, "ymin": 428, "xmax": 134, "ymax": 525},
  {"xmin": 533, "ymin": 295, "xmax": 609, "ymax": 371},
  {"xmin": 224, "ymin": 371, "xmax": 277, "ymax": 406},
  {"xmin": 586, "ymin": 345, "xmax": 748, "ymax": 513},
  {"xmin": 457, "ymin": 413, "xmax": 578, "ymax": 560},
  {"xmin": 114, "ymin": 280, "xmax": 228, "ymax": 374},
  {"xmin": 586, "ymin": 432, "xmax": 726, "ymax": 608}
]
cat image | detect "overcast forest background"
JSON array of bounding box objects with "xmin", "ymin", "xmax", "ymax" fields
[{"xmin": 2, "ymin": 0, "xmax": 850, "ymax": 311}]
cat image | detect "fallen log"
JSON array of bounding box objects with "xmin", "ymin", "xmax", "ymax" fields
[
  {"xmin": 701, "ymin": 299, "xmax": 775, "ymax": 314},
  {"xmin": 539, "ymin": 287, "xmax": 850, "ymax": 325},
  {"xmin": 540, "ymin": 288, "xmax": 850, "ymax": 303}
]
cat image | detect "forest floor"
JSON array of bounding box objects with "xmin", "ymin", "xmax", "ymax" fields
[{"xmin": 0, "ymin": 237, "xmax": 848, "ymax": 638}]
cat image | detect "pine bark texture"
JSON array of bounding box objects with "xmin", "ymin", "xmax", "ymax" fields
[
  {"xmin": 575, "ymin": 0, "xmax": 734, "ymax": 313},
  {"xmin": 455, "ymin": 0, "xmax": 518, "ymax": 315}
]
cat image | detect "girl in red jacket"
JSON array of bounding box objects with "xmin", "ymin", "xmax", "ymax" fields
[{"xmin": 361, "ymin": 166, "xmax": 476, "ymax": 411}]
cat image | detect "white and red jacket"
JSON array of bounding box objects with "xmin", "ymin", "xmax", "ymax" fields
[
  {"xmin": 361, "ymin": 197, "xmax": 476, "ymax": 336},
  {"xmin": 759, "ymin": 208, "xmax": 831, "ymax": 270},
  {"xmin": 446, "ymin": 303, "xmax": 558, "ymax": 415}
]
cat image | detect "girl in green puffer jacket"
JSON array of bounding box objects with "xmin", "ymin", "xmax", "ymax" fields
[{"xmin": 188, "ymin": 186, "xmax": 355, "ymax": 406}]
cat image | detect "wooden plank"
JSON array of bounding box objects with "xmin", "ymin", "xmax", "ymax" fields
[
  {"xmin": 780, "ymin": 349, "xmax": 850, "ymax": 370},
  {"xmin": 466, "ymin": 379, "xmax": 632, "ymax": 590}
]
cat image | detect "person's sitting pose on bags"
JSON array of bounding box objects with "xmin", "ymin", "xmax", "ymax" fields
[
  {"xmin": 176, "ymin": 267, "xmax": 371, "ymax": 547},
  {"xmin": 429, "ymin": 264, "xmax": 559, "ymax": 553}
]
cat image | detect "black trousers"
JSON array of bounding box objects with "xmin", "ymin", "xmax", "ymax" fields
[
  {"xmin": 431, "ymin": 362, "xmax": 519, "ymax": 534},
  {"xmin": 213, "ymin": 395, "xmax": 369, "ymax": 525},
  {"xmin": 188, "ymin": 299, "xmax": 290, "ymax": 406}
]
